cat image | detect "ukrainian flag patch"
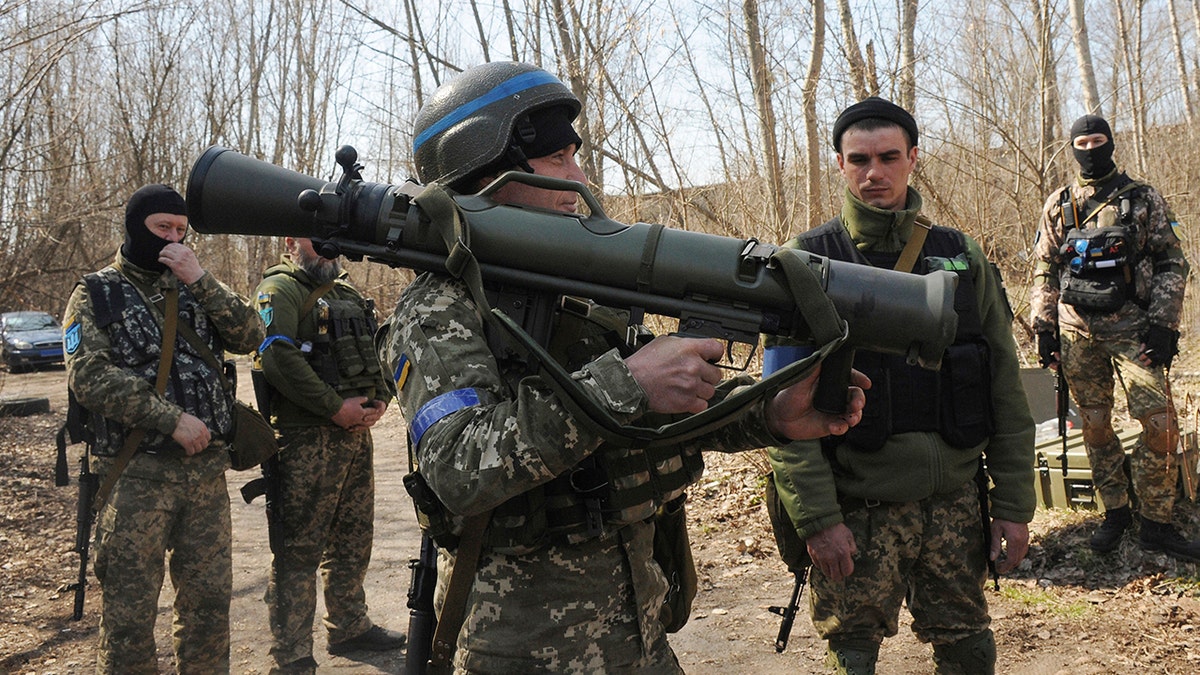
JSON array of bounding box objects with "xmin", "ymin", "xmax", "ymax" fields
[{"xmin": 394, "ymin": 354, "xmax": 411, "ymax": 391}]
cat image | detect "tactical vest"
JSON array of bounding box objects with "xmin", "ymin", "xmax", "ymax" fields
[
  {"xmin": 1056, "ymin": 176, "xmax": 1142, "ymax": 313},
  {"xmin": 444, "ymin": 289, "xmax": 703, "ymax": 554},
  {"xmin": 262, "ymin": 269, "xmax": 382, "ymax": 399},
  {"xmin": 799, "ymin": 219, "xmax": 995, "ymax": 451},
  {"xmin": 80, "ymin": 267, "xmax": 233, "ymax": 457}
]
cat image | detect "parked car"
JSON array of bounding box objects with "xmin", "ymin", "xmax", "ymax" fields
[{"xmin": 1, "ymin": 310, "xmax": 65, "ymax": 372}]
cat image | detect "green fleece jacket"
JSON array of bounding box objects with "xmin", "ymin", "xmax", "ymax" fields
[{"xmin": 768, "ymin": 188, "xmax": 1037, "ymax": 540}]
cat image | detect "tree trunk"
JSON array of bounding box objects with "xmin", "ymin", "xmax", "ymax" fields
[
  {"xmin": 1069, "ymin": 0, "xmax": 1103, "ymax": 116},
  {"xmin": 836, "ymin": 0, "xmax": 870, "ymax": 100},
  {"xmin": 1168, "ymin": 0, "xmax": 1195, "ymax": 127},
  {"xmin": 743, "ymin": 0, "xmax": 788, "ymax": 233},
  {"xmin": 804, "ymin": 0, "xmax": 826, "ymax": 229},
  {"xmin": 899, "ymin": 0, "xmax": 917, "ymax": 110}
]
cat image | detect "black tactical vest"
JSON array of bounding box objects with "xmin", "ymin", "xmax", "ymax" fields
[
  {"xmin": 82, "ymin": 267, "xmax": 233, "ymax": 457},
  {"xmin": 798, "ymin": 219, "xmax": 995, "ymax": 451}
]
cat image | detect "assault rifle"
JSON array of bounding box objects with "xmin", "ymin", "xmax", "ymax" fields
[
  {"xmin": 1055, "ymin": 340, "xmax": 1070, "ymax": 477},
  {"xmin": 55, "ymin": 393, "xmax": 98, "ymax": 620}
]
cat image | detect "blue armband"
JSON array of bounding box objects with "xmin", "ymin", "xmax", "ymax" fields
[
  {"xmin": 257, "ymin": 334, "xmax": 297, "ymax": 352},
  {"xmin": 410, "ymin": 388, "xmax": 482, "ymax": 447},
  {"xmin": 763, "ymin": 345, "xmax": 815, "ymax": 375}
]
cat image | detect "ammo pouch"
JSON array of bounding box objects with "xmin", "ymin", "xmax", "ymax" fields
[
  {"xmin": 1059, "ymin": 226, "xmax": 1134, "ymax": 312},
  {"xmin": 653, "ymin": 494, "xmax": 697, "ymax": 633}
]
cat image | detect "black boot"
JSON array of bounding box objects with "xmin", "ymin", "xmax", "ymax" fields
[
  {"xmin": 1088, "ymin": 505, "xmax": 1132, "ymax": 553},
  {"xmin": 1139, "ymin": 518, "xmax": 1200, "ymax": 563}
]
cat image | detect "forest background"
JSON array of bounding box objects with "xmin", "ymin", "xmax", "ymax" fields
[{"xmin": 2, "ymin": 0, "xmax": 1200, "ymax": 367}]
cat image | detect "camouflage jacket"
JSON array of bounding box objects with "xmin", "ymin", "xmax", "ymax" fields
[
  {"xmin": 64, "ymin": 252, "xmax": 263, "ymax": 482},
  {"xmin": 254, "ymin": 256, "xmax": 389, "ymax": 428},
  {"xmin": 1030, "ymin": 170, "xmax": 1188, "ymax": 339},
  {"xmin": 381, "ymin": 271, "xmax": 787, "ymax": 664}
]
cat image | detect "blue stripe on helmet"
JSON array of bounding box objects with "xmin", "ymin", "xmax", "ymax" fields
[{"xmin": 412, "ymin": 70, "xmax": 561, "ymax": 155}]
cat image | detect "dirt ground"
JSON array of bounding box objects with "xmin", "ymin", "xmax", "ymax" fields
[{"xmin": 2, "ymin": 364, "xmax": 1199, "ymax": 674}]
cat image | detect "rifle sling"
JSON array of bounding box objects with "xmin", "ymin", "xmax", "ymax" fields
[
  {"xmin": 93, "ymin": 283, "xmax": 178, "ymax": 511},
  {"xmin": 892, "ymin": 214, "xmax": 931, "ymax": 274},
  {"xmin": 427, "ymin": 511, "xmax": 490, "ymax": 672}
]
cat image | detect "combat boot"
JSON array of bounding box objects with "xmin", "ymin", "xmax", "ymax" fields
[
  {"xmin": 825, "ymin": 639, "xmax": 879, "ymax": 675},
  {"xmin": 931, "ymin": 629, "xmax": 995, "ymax": 675},
  {"xmin": 1088, "ymin": 505, "xmax": 1132, "ymax": 553},
  {"xmin": 1138, "ymin": 518, "xmax": 1200, "ymax": 563}
]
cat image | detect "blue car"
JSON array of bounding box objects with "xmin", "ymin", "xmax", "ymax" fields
[{"xmin": 1, "ymin": 311, "xmax": 64, "ymax": 373}]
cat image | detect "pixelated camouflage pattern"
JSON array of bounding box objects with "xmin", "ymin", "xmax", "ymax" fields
[
  {"xmin": 64, "ymin": 251, "xmax": 260, "ymax": 673},
  {"xmin": 1030, "ymin": 177, "xmax": 1188, "ymax": 337},
  {"xmin": 808, "ymin": 480, "xmax": 990, "ymax": 648},
  {"xmin": 93, "ymin": 469, "xmax": 232, "ymax": 674},
  {"xmin": 265, "ymin": 425, "xmax": 376, "ymax": 666},
  {"xmin": 65, "ymin": 254, "xmax": 264, "ymax": 482},
  {"xmin": 380, "ymin": 272, "xmax": 782, "ymax": 671},
  {"xmin": 1060, "ymin": 332, "xmax": 1176, "ymax": 521}
]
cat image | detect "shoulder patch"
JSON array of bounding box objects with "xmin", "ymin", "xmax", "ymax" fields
[
  {"xmin": 393, "ymin": 353, "xmax": 411, "ymax": 391},
  {"xmin": 259, "ymin": 307, "xmax": 273, "ymax": 327},
  {"xmin": 64, "ymin": 320, "xmax": 81, "ymax": 355}
]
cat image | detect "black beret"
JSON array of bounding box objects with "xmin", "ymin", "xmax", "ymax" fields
[{"xmin": 831, "ymin": 97, "xmax": 919, "ymax": 152}]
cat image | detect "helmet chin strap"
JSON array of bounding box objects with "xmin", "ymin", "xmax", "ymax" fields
[{"xmin": 505, "ymin": 116, "xmax": 538, "ymax": 173}]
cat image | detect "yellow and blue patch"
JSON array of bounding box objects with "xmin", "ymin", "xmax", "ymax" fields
[{"xmin": 394, "ymin": 354, "xmax": 411, "ymax": 391}]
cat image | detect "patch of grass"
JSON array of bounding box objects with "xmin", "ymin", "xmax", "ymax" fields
[
  {"xmin": 1156, "ymin": 575, "xmax": 1200, "ymax": 597},
  {"xmin": 1000, "ymin": 585, "xmax": 1095, "ymax": 620}
]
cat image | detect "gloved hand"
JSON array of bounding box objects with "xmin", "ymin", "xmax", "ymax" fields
[
  {"xmin": 1142, "ymin": 325, "xmax": 1180, "ymax": 369},
  {"xmin": 1037, "ymin": 331, "xmax": 1060, "ymax": 369}
]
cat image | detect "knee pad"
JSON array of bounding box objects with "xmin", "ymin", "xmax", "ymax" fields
[
  {"xmin": 1139, "ymin": 408, "xmax": 1178, "ymax": 456},
  {"xmin": 1080, "ymin": 406, "xmax": 1118, "ymax": 447},
  {"xmin": 932, "ymin": 629, "xmax": 995, "ymax": 675},
  {"xmin": 826, "ymin": 639, "xmax": 879, "ymax": 675}
]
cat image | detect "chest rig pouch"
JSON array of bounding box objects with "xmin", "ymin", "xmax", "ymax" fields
[
  {"xmin": 478, "ymin": 288, "xmax": 700, "ymax": 554},
  {"xmin": 1057, "ymin": 182, "xmax": 1139, "ymax": 313},
  {"xmin": 305, "ymin": 293, "xmax": 381, "ymax": 392},
  {"xmin": 800, "ymin": 221, "xmax": 995, "ymax": 454}
]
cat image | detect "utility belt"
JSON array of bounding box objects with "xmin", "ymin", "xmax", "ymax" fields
[
  {"xmin": 406, "ymin": 441, "xmax": 704, "ymax": 554},
  {"xmin": 1058, "ymin": 226, "xmax": 1136, "ymax": 312}
]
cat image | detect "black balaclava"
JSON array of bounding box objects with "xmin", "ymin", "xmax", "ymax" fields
[
  {"xmin": 121, "ymin": 184, "xmax": 187, "ymax": 272},
  {"xmin": 1070, "ymin": 114, "xmax": 1116, "ymax": 179}
]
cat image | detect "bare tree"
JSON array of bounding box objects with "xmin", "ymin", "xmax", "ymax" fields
[
  {"xmin": 1168, "ymin": 0, "xmax": 1195, "ymax": 127},
  {"xmin": 898, "ymin": 0, "xmax": 918, "ymax": 110},
  {"xmin": 1069, "ymin": 0, "xmax": 1104, "ymax": 115},
  {"xmin": 742, "ymin": 0, "xmax": 787, "ymax": 233},
  {"xmin": 836, "ymin": 0, "xmax": 872, "ymax": 100},
  {"xmin": 803, "ymin": 0, "xmax": 826, "ymax": 229}
]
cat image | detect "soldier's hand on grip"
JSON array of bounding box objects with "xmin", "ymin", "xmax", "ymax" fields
[
  {"xmin": 766, "ymin": 365, "xmax": 870, "ymax": 441},
  {"xmin": 625, "ymin": 335, "xmax": 724, "ymax": 414}
]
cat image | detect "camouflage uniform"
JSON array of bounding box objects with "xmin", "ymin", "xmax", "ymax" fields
[
  {"xmin": 64, "ymin": 252, "xmax": 263, "ymax": 674},
  {"xmin": 768, "ymin": 189, "xmax": 1036, "ymax": 659},
  {"xmin": 379, "ymin": 272, "xmax": 787, "ymax": 673},
  {"xmin": 253, "ymin": 256, "xmax": 391, "ymax": 669},
  {"xmin": 1030, "ymin": 170, "xmax": 1189, "ymax": 522}
]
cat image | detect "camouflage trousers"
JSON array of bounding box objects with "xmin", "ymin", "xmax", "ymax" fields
[
  {"xmin": 809, "ymin": 479, "xmax": 989, "ymax": 647},
  {"xmin": 1061, "ymin": 332, "xmax": 1175, "ymax": 521},
  {"xmin": 94, "ymin": 469, "xmax": 232, "ymax": 674},
  {"xmin": 445, "ymin": 520, "xmax": 683, "ymax": 674},
  {"xmin": 265, "ymin": 425, "xmax": 375, "ymax": 667}
]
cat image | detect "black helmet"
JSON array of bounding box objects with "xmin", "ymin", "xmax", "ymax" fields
[{"xmin": 412, "ymin": 61, "xmax": 581, "ymax": 191}]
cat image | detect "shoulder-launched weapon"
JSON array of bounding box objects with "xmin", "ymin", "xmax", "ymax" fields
[{"xmin": 186, "ymin": 146, "xmax": 958, "ymax": 424}]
